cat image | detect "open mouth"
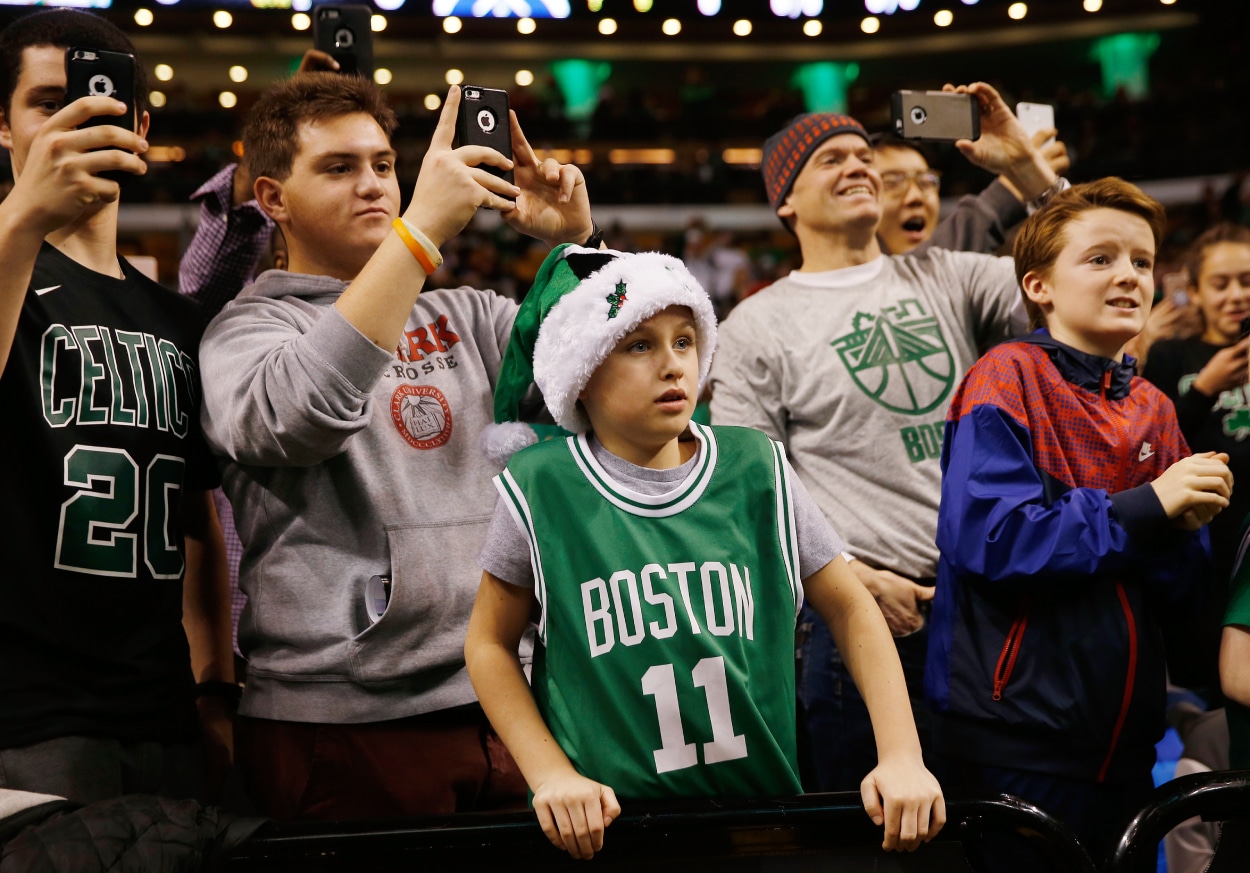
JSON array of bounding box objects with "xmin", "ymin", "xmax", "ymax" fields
[
  {"xmin": 656, "ymin": 389, "xmax": 687, "ymax": 403},
  {"xmin": 902, "ymin": 217, "xmax": 926, "ymax": 233},
  {"xmin": 840, "ymin": 185, "xmax": 873, "ymax": 197},
  {"xmin": 1107, "ymin": 298, "xmax": 1139, "ymax": 310}
]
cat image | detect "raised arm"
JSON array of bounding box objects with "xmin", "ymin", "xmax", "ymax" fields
[
  {"xmin": 499, "ymin": 109, "xmax": 593, "ymax": 249},
  {"xmin": 333, "ymin": 85, "xmax": 517, "ymax": 351},
  {"xmin": 0, "ymin": 95, "xmax": 147, "ymax": 375},
  {"xmin": 944, "ymin": 82, "xmax": 1060, "ymax": 204}
]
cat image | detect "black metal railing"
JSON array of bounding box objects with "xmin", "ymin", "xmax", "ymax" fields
[
  {"xmin": 1107, "ymin": 769, "xmax": 1250, "ymax": 873},
  {"xmin": 220, "ymin": 791, "xmax": 1095, "ymax": 872}
]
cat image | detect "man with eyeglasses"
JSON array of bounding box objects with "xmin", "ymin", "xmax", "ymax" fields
[
  {"xmin": 710, "ymin": 82, "xmax": 1066, "ymax": 792},
  {"xmin": 875, "ymin": 130, "xmax": 1070, "ymax": 256}
]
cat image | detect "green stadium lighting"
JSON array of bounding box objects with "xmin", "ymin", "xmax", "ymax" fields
[
  {"xmin": 1090, "ymin": 32, "xmax": 1161, "ymax": 99},
  {"xmin": 550, "ymin": 58, "xmax": 612, "ymax": 121},
  {"xmin": 793, "ymin": 61, "xmax": 860, "ymax": 114}
]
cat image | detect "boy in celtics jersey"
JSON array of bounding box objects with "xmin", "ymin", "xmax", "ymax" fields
[
  {"xmin": 465, "ymin": 246, "xmax": 944, "ymax": 859},
  {"xmin": 0, "ymin": 10, "xmax": 233, "ymax": 802}
]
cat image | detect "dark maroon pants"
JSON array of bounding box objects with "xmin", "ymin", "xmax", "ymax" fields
[{"xmin": 238, "ymin": 705, "xmax": 526, "ymax": 821}]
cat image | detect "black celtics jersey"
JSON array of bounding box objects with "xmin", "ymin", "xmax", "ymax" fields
[{"xmin": 0, "ymin": 244, "xmax": 218, "ymax": 748}]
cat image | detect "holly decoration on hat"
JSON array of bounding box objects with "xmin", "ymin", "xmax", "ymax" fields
[{"xmin": 605, "ymin": 281, "xmax": 628, "ymax": 320}]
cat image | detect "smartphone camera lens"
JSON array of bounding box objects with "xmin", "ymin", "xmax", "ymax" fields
[
  {"xmin": 909, "ymin": 106, "xmax": 927, "ymax": 125},
  {"xmin": 335, "ymin": 27, "xmax": 355, "ymax": 49},
  {"xmin": 465, "ymin": 89, "xmax": 480, "ymax": 100}
]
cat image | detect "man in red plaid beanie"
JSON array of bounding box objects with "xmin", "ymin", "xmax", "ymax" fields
[
  {"xmin": 710, "ymin": 82, "xmax": 1063, "ymax": 794},
  {"xmin": 762, "ymin": 113, "xmax": 871, "ymax": 221}
]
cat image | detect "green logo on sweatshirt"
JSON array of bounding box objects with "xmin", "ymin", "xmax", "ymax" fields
[{"xmin": 830, "ymin": 299, "xmax": 955, "ymax": 416}]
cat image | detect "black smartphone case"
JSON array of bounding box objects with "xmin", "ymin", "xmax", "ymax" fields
[
  {"xmin": 314, "ymin": 5, "xmax": 375, "ymax": 78},
  {"xmin": 891, "ymin": 91, "xmax": 981, "ymax": 142},
  {"xmin": 456, "ymin": 85, "xmax": 514, "ymax": 185},
  {"xmin": 65, "ymin": 47, "xmax": 136, "ymax": 133}
]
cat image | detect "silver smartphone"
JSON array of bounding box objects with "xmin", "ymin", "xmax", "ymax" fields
[{"xmin": 891, "ymin": 91, "xmax": 980, "ymax": 142}]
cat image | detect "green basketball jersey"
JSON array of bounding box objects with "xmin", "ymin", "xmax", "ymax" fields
[{"xmin": 495, "ymin": 422, "xmax": 803, "ymax": 799}]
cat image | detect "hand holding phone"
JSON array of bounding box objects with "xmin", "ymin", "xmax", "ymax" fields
[
  {"xmin": 65, "ymin": 47, "xmax": 136, "ymax": 134},
  {"xmin": 314, "ymin": 5, "xmax": 374, "ymax": 78},
  {"xmin": 891, "ymin": 91, "xmax": 980, "ymax": 142},
  {"xmin": 401, "ymin": 86, "xmax": 519, "ymax": 251},
  {"xmin": 65, "ymin": 47, "xmax": 140, "ymax": 183},
  {"xmin": 456, "ymin": 85, "xmax": 514, "ymax": 186}
]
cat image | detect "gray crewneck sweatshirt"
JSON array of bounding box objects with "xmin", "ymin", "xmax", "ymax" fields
[
  {"xmin": 710, "ymin": 249, "xmax": 1022, "ymax": 580},
  {"xmin": 199, "ymin": 270, "xmax": 517, "ymax": 723}
]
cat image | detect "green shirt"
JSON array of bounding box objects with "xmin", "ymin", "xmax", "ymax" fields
[
  {"xmin": 1226, "ymin": 537, "xmax": 1250, "ymax": 769},
  {"xmin": 496, "ymin": 423, "xmax": 804, "ymax": 799}
]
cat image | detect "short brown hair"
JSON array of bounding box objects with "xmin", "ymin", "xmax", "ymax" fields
[
  {"xmin": 242, "ymin": 72, "xmax": 398, "ymax": 182},
  {"xmin": 1013, "ymin": 177, "xmax": 1166, "ymax": 330},
  {"xmin": 1184, "ymin": 222, "xmax": 1250, "ymax": 290},
  {"xmin": 0, "ymin": 9, "xmax": 149, "ymax": 119}
]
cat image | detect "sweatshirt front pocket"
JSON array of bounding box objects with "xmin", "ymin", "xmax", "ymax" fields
[{"xmin": 350, "ymin": 516, "xmax": 491, "ymax": 684}]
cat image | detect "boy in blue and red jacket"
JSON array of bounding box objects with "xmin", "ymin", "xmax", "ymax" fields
[{"xmin": 925, "ymin": 178, "xmax": 1233, "ymax": 871}]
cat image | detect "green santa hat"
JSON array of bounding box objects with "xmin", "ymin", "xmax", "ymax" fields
[{"xmin": 483, "ymin": 243, "xmax": 718, "ymax": 465}]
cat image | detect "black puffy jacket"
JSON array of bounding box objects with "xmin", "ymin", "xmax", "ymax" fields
[{"xmin": 0, "ymin": 794, "xmax": 265, "ymax": 873}]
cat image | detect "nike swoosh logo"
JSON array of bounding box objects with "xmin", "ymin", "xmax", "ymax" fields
[
  {"xmin": 34, "ymin": 285, "xmax": 62, "ymax": 296},
  {"xmin": 1139, "ymin": 447, "xmax": 1154, "ymax": 461}
]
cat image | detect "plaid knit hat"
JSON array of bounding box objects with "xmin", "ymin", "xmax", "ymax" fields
[
  {"xmin": 762, "ymin": 113, "xmax": 872, "ymax": 214},
  {"xmin": 481, "ymin": 244, "xmax": 718, "ymax": 465}
]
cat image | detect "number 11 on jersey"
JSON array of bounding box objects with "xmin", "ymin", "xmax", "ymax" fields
[{"xmin": 641, "ymin": 656, "xmax": 748, "ymax": 775}]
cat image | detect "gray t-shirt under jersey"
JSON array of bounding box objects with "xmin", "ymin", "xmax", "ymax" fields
[{"xmin": 479, "ymin": 433, "xmax": 844, "ymax": 587}]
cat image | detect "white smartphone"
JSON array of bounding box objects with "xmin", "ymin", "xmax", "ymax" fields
[{"xmin": 1016, "ymin": 101, "xmax": 1056, "ymax": 146}]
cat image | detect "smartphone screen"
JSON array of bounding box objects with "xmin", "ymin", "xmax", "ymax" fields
[
  {"xmin": 456, "ymin": 85, "xmax": 514, "ymax": 186},
  {"xmin": 1016, "ymin": 102, "xmax": 1056, "ymax": 146}
]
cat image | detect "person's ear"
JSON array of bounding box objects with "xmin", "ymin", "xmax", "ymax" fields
[
  {"xmin": 1021, "ymin": 269, "xmax": 1052, "ymax": 310},
  {"xmin": 776, "ymin": 197, "xmax": 796, "ymax": 221},
  {"xmin": 254, "ymin": 176, "xmax": 288, "ymax": 224},
  {"xmin": 0, "ymin": 107, "xmax": 12, "ymax": 152},
  {"xmin": 137, "ymin": 109, "xmax": 150, "ymax": 140}
]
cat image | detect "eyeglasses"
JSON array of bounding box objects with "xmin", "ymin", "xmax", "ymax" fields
[{"xmin": 880, "ymin": 170, "xmax": 942, "ymax": 194}]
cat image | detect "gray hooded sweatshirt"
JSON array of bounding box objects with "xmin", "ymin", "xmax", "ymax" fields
[{"xmin": 199, "ymin": 270, "xmax": 516, "ymax": 723}]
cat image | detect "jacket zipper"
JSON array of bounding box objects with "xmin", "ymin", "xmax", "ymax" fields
[
  {"xmin": 1101, "ymin": 371, "xmax": 1130, "ymax": 494},
  {"xmin": 1098, "ymin": 581, "xmax": 1138, "ymax": 782},
  {"xmin": 992, "ymin": 611, "xmax": 1029, "ymax": 701},
  {"xmin": 1096, "ymin": 371, "xmax": 1139, "ymax": 781}
]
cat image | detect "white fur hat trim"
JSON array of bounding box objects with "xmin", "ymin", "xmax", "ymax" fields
[{"xmin": 532, "ymin": 250, "xmax": 717, "ymax": 434}]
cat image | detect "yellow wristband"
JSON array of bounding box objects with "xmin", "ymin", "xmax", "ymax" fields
[{"xmin": 392, "ymin": 218, "xmax": 442, "ymax": 275}]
